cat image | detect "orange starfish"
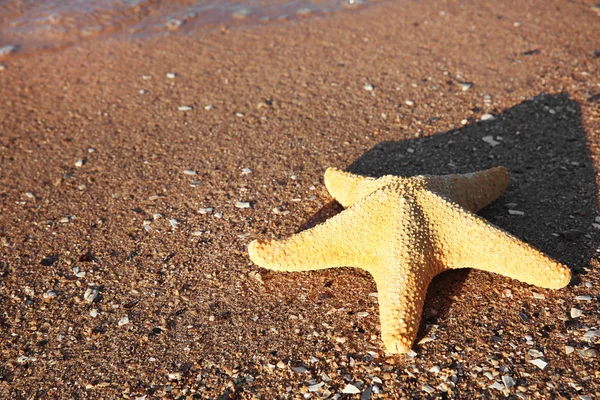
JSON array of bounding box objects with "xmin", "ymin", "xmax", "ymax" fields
[{"xmin": 248, "ymin": 167, "xmax": 571, "ymax": 354}]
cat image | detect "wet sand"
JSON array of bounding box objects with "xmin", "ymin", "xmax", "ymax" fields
[{"xmin": 1, "ymin": 0, "xmax": 600, "ymax": 398}]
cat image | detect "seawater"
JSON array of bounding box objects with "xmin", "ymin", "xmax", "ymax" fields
[{"xmin": 0, "ymin": 0, "xmax": 378, "ymax": 58}]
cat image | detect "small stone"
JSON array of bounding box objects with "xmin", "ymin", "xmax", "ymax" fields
[
  {"xmin": 575, "ymin": 295, "xmax": 592, "ymax": 301},
  {"xmin": 342, "ymin": 384, "xmax": 361, "ymax": 394},
  {"xmin": 235, "ymin": 112, "xmax": 244, "ymax": 118},
  {"xmin": 406, "ymin": 350, "xmax": 418, "ymax": 358},
  {"xmin": 168, "ymin": 372, "xmax": 182, "ymax": 380},
  {"xmin": 0, "ymin": 45, "xmax": 18, "ymax": 57},
  {"xmin": 405, "ymin": 100, "xmax": 415, "ymax": 106},
  {"xmin": 241, "ymin": 168, "xmax": 252, "ymax": 175},
  {"xmin": 166, "ymin": 19, "xmax": 183, "ymax": 30},
  {"xmin": 308, "ymin": 382, "xmax": 324, "ymax": 392},
  {"xmin": 183, "ymin": 169, "xmax": 196, "ymax": 175},
  {"xmin": 418, "ymin": 336, "xmax": 435, "ymax": 344},
  {"xmin": 480, "ymin": 113, "xmax": 495, "ymax": 121},
  {"xmin": 529, "ymin": 358, "xmax": 547, "ymax": 370},
  {"xmin": 508, "ymin": 209, "xmax": 525, "ymax": 215},
  {"xmin": 178, "ymin": 106, "xmax": 192, "ymax": 111},
  {"xmin": 235, "ymin": 201, "xmax": 251, "ymax": 209},
  {"xmin": 429, "ymin": 365, "xmax": 441, "ymax": 373},
  {"xmin": 460, "ymin": 119, "xmax": 468, "ymax": 125},
  {"xmin": 583, "ymin": 348, "xmax": 598, "ymax": 358},
  {"xmin": 17, "ymin": 356, "xmax": 29, "ymax": 364},
  {"xmin": 90, "ymin": 309, "xmax": 99, "ymax": 318},
  {"xmin": 198, "ymin": 207, "xmax": 214, "ymax": 214},
  {"xmin": 291, "ymin": 366, "xmax": 308, "ymax": 373},
  {"xmin": 43, "ymin": 290, "xmax": 57, "ymax": 300},
  {"xmin": 83, "ymin": 287, "xmax": 99, "ymax": 303},
  {"xmin": 422, "ymin": 384, "xmax": 435, "ymax": 394},
  {"xmin": 169, "ymin": 219, "xmax": 178, "ymax": 228},
  {"xmin": 118, "ymin": 316, "xmax": 129, "ymax": 327},
  {"xmin": 458, "ymin": 82, "xmax": 473, "ymax": 91},
  {"xmin": 276, "ymin": 361, "xmax": 286, "ymax": 369},
  {"xmin": 490, "ymin": 382, "xmax": 505, "ymax": 391},
  {"xmin": 565, "ymin": 346, "xmax": 575, "ymax": 354},
  {"xmin": 532, "ymin": 292, "xmax": 545, "ymax": 299},
  {"xmin": 482, "ymin": 135, "xmax": 500, "ymax": 146},
  {"xmin": 570, "ymin": 308, "xmax": 583, "ymax": 318},
  {"xmin": 205, "ymin": 104, "xmax": 214, "ymax": 110},
  {"xmin": 357, "ymin": 312, "xmax": 369, "ymax": 318},
  {"xmin": 166, "ymin": 72, "xmax": 176, "ymax": 79},
  {"xmin": 364, "ymin": 84, "xmax": 374, "ymax": 91},
  {"xmin": 528, "ymin": 349, "xmax": 544, "ymax": 358},
  {"xmin": 484, "ymin": 372, "xmax": 495, "ymax": 380},
  {"xmin": 75, "ymin": 159, "xmax": 84, "ymax": 167},
  {"xmin": 502, "ymin": 376, "xmax": 515, "ymax": 389},
  {"xmin": 214, "ymin": 212, "xmax": 223, "ymax": 218}
]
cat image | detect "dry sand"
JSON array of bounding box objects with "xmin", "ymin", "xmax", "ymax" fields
[{"xmin": 1, "ymin": 0, "xmax": 600, "ymax": 398}]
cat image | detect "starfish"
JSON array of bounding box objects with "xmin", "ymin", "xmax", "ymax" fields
[{"xmin": 248, "ymin": 166, "xmax": 571, "ymax": 354}]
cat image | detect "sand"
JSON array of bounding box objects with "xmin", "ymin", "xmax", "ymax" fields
[{"xmin": 1, "ymin": 0, "xmax": 600, "ymax": 398}]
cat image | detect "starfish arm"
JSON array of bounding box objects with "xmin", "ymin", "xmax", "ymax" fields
[
  {"xmin": 372, "ymin": 261, "xmax": 436, "ymax": 354},
  {"xmin": 248, "ymin": 189, "xmax": 395, "ymax": 272},
  {"xmin": 324, "ymin": 167, "xmax": 397, "ymax": 208},
  {"xmin": 424, "ymin": 166, "xmax": 509, "ymax": 213},
  {"xmin": 422, "ymin": 191, "xmax": 571, "ymax": 289}
]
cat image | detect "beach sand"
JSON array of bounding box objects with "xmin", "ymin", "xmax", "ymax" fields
[{"xmin": 1, "ymin": 0, "xmax": 600, "ymax": 398}]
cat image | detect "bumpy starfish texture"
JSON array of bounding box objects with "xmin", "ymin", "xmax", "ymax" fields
[{"xmin": 248, "ymin": 167, "xmax": 571, "ymax": 354}]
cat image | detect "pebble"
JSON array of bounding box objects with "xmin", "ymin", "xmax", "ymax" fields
[
  {"xmin": 235, "ymin": 112, "xmax": 244, "ymax": 118},
  {"xmin": 422, "ymin": 384, "xmax": 435, "ymax": 394},
  {"xmin": 528, "ymin": 349, "xmax": 544, "ymax": 358},
  {"xmin": 214, "ymin": 212, "xmax": 223, "ymax": 218},
  {"xmin": 482, "ymin": 135, "xmax": 500, "ymax": 146},
  {"xmin": 276, "ymin": 361, "xmax": 286, "ymax": 369},
  {"xmin": 169, "ymin": 219, "xmax": 178, "ymax": 228},
  {"xmin": 241, "ymin": 168, "xmax": 252, "ymax": 175},
  {"xmin": 166, "ymin": 72, "xmax": 176, "ymax": 79},
  {"xmin": 508, "ymin": 209, "xmax": 526, "ymax": 216},
  {"xmin": 490, "ymin": 382, "xmax": 504, "ymax": 391},
  {"xmin": 90, "ymin": 309, "xmax": 98, "ymax": 318},
  {"xmin": 458, "ymin": 82, "xmax": 473, "ymax": 91},
  {"xmin": 570, "ymin": 308, "xmax": 583, "ymax": 318},
  {"xmin": 235, "ymin": 201, "xmax": 251, "ymax": 209},
  {"xmin": 582, "ymin": 348, "xmax": 598, "ymax": 358},
  {"xmin": 118, "ymin": 316, "xmax": 129, "ymax": 326},
  {"xmin": 83, "ymin": 287, "xmax": 99, "ymax": 303},
  {"xmin": 183, "ymin": 169, "xmax": 196, "ymax": 175},
  {"xmin": 308, "ymin": 382, "xmax": 324, "ymax": 392},
  {"xmin": 43, "ymin": 290, "xmax": 57, "ymax": 300},
  {"xmin": 584, "ymin": 329, "xmax": 600, "ymax": 340},
  {"xmin": 178, "ymin": 106, "xmax": 192, "ymax": 111},
  {"xmin": 168, "ymin": 372, "xmax": 182, "ymax": 380},
  {"xmin": 0, "ymin": 45, "xmax": 18, "ymax": 57},
  {"xmin": 484, "ymin": 372, "xmax": 495, "ymax": 380},
  {"xmin": 205, "ymin": 104, "xmax": 214, "ymax": 110},
  {"xmin": 532, "ymin": 292, "xmax": 545, "ymax": 299},
  {"xmin": 429, "ymin": 365, "xmax": 441, "ymax": 373},
  {"xmin": 575, "ymin": 295, "xmax": 592, "ymax": 301},
  {"xmin": 405, "ymin": 100, "xmax": 415, "ymax": 106},
  {"xmin": 73, "ymin": 266, "xmax": 85, "ymax": 278},
  {"xmin": 75, "ymin": 159, "xmax": 84, "ymax": 167},
  {"xmin": 198, "ymin": 207, "xmax": 214, "ymax": 214},
  {"xmin": 502, "ymin": 376, "xmax": 515, "ymax": 388},
  {"xmin": 342, "ymin": 384, "xmax": 361, "ymax": 394},
  {"xmin": 291, "ymin": 366, "xmax": 308, "ymax": 373},
  {"xmin": 166, "ymin": 19, "xmax": 183, "ymax": 30},
  {"xmin": 17, "ymin": 356, "xmax": 29, "ymax": 364},
  {"xmin": 480, "ymin": 113, "xmax": 495, "ymax": 121},
  {"xmin": 565, "ymin": 345, "xmax": 575, "ymax": 354},
  {"xmin": 406, "ymin": 350, "xmax": 418, "ymax": 358},
  {"xmin": 528, "ymin": 358, "xmax": 547, "ymax": 370},
  {"xmin": 364, "ymin": 83, "xmax": 374, "ymax": 91}
]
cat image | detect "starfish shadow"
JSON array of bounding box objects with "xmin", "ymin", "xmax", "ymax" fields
[{"xmin": 304, "ymin": 93, "xmax": 598, "ymax": 344}]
